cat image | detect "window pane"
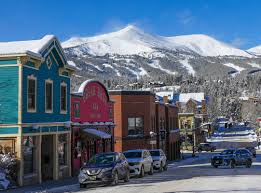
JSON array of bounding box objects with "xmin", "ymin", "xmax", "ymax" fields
[
  {"xmin": 61, "ymin": 85, "xmax": 66, "ymax": 111},
  {"xmin": 46, "ymin": 82, "xmax": 52, "ymax": 111},
  {"xmin": 136, "ymin": 117, "xmax": 143, "ymax": 127},
  {"xmin": 28, "ymin": 79, "xmax": 36, "ymax": 110},
  {"xmin": 74, "ymin": 103, "xmax": 80, "ymax": 118}
]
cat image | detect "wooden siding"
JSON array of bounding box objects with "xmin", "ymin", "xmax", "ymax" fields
[
  {"xmin": 22, "ymin": 49, "xmax": 71, "ymax": 124},
  {"xmin": 0, "ymin": 67, "xmax": 19, "ymax": 124},
  {"xmin": 0, "ymin": 59, "xmax": 17, "ymax": 65}
]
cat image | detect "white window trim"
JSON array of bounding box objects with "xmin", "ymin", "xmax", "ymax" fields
[
  {"xmin": 27, "ymin": 75, "xmax": 37, "ymax": 113},
  {"xmin": 45, "ymin": 79, "xmax": 53, "ymax": 113},
  {"xmin": 60, "ymin": 82, "xmax": 67, "ymax": 114}
]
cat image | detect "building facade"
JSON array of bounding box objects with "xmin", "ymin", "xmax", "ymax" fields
[
  {"xmin": 0, "ymin": 35, "xmax": 74, "ymax": 186},
  {"xmin": 110, "ymin": 90, "xmax": 180, "ymax": 160},
  {"xmin": 110, "ymin": 91, "xmax": 156, "ymax": 152},
  {"xmin": 71, "ymin": 80, "xmax": 114, "ymax": 175}
]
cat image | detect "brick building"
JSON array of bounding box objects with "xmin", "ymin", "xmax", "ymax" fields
[
  {"xmin": 110, "ymin": 90, "xmax": 180, "ymax": 160},
  {"xmin": 109, "ymin": 91, "xmax": 156, "ymax": 152}
]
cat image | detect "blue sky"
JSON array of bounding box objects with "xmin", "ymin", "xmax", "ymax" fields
[{"xmin": 0, "ymin": 0, "xmax": 261, "ymax": 49}]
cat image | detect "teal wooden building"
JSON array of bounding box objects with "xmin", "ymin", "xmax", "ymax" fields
[{"xmin": 0, "ymin": 35, "xmax": 75, "ymax": 186}]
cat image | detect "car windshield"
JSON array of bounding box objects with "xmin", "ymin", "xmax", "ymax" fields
[
  {"xmin": 88, "ymin": 153, "xmax": 115, "ymax": 165},
  {"xmin": 220, "ymin": 150, "xmax": 235, "ymax": 155},
  {"xmin": 124, "ymin": 151, "xmax": 142, "ymax": 158},
  {"xmin": 149, "ymin": 151, "xmax": 160, "ymax": 156}
]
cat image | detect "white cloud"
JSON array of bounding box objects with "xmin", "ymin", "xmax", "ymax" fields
[{"xmin": 231, "ymin": 37, "xmax": 247, "ymax": 48}]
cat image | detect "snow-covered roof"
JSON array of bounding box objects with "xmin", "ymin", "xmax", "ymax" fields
[
  {"xmin": 0, "ymin": 35, "xmax": 55, "ymax": 58},
  {"xmin": 156, "ymin": 91, "xmax": 174, "ymax": 100},
  {"xmin": 179, "ymin": 93, "xmax": 205, "ymax": 103}
]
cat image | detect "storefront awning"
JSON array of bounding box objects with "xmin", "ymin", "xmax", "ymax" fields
[{"xmin": 82, "ymin": 128, "xmax": 111, "ymax": 139}]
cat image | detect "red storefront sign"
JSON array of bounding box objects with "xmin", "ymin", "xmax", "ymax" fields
[{"xmin": 71, "ymin": 80, "xmax": 113, "ymax": 123}]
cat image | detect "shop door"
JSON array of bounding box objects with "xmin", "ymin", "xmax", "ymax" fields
[{"xmin": 41, "ymin": 135, "xmax": 54, "ymax": 181}]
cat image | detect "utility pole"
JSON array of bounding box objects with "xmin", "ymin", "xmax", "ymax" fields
[{"xmin": 192, "ymin": 120, "xmax": 196, "ymax": 157}]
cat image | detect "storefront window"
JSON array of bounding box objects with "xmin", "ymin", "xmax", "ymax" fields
[
  {"xmin": 58, "ymin": 134, "xmax": 68, "ymax": 166},
  {"xmin": 23, "ymin": 136, "xmax": 36, "ymax": 174},
  {"xmin": 74, "ymin": 102, "xmax": 80, "ymax": 118},
  {"xmin": 128, "ymin": 117, "xmax": 144, "ymax": 136}
]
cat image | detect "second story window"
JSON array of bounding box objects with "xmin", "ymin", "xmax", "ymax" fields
[
  {"xmin": 27, "ymin": 75, "xmax": 36, "ymax": 112},
  {"xmin": 128, "ymin": 117, "xmax": 144, "ymax": 136},
  {"xmin": 45, "ymin": 80, "xmax": 53, "ymax": 113},
  {"xmin": 60, "ymin": 83, "xmax": 67, "ymax": 113},
  {"xmin": 74, "ymin": 102, "xmax": 80, "ymax": 118}
]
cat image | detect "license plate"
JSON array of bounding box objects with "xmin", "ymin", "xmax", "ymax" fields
[
  {"xmin": 215, "ymin": 161, "xmax": 220, "ymax": 163},
  {"xmin": 89, "ymin": 176, "xmax": 96, "ymax": 181}
]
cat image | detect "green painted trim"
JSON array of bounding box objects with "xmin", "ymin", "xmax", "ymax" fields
[
  {"xmin": 0, "ymin": 127, "xmax": 18, "ymax": 134},
  {"xmin": 0, "ymin": 59, "xmax": 17, "ymax": 65}
]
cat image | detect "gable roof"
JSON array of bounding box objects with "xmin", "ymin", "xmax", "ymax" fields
[
  {"xmin": 0, "ymin": 35, "xmax": 56, "ymax": 58},
  {"xmin": 0, "ymin": 35, "xmax": 75, "ymax": 71}
]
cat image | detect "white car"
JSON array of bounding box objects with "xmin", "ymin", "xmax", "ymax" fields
[
  {"xmin": 123, "ymin": 149, "xmax": 153, "ymax": 177},
  {"xmin": 149, "ymin": 149, "xmax": 167, "ymax": 171}
]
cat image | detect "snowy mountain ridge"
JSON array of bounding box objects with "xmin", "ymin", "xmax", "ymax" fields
[
  {"xmin": 62, "ymin": 25, "xmax": 252, "ymax": 57},
  {"xmin": 63, "ymin": 25, "xmax": 261, "ymax": 80}
]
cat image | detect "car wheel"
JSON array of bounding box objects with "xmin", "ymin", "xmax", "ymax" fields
[
  {"xmin": 198, "ymin": 149, "xmax": 202, "ymax": 153},
  {"xmin": 246, "ymin": 160, "xmax": 252, "ymax": 168},
  {"xmin": 139, "ymin": 165, "xmax": 145, "ymax": 178},
  {"xmin": 149, "ymin": 164, "xmax": 154, "ymax": 175},
  {"xmin": 163, "ymin": 163, "xmax": 168, "ymax": 171},
  {"xmin": 124, "ymin": 170, "xmax": 130, "ymax": 182},
  {"xmin": 229, "ymin": 160, "xmax": 235, "ymax": 169},
  {"xmin": 80, "ymin": 183, "xmax": 86, "ymax": 188},
  {"xmin": 159, "ymin": 162, "xmax": 163, "ymax": 172},
  {"xmin": 112, "ymin": 171, "xmax": 119, "ymax": 185},
  {"xmin": 213, "ymin": 165, "xmax": 218, "ymax": 168}
]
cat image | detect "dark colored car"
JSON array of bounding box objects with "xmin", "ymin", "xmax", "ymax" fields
[
  {"xmin": 197, "ymin": 143, "xmax": 216, "ymax": 152},
  {"xmin": 211, "ymin": 149, "xmax": 252, "ymax": 168},
  {"xmin": 246, "ymin": 147, "xmax": 256, "ymax": 157},
  {"xmin": 78, "ymin": 152, "xmax": 130, "ymax": 188}
]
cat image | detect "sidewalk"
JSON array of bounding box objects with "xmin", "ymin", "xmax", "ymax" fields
[{"xmin": 5, "ymin": 177, "xmax": 78, "ymax": 193}]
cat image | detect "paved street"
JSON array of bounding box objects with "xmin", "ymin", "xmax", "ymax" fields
[{"xmin": 9, "ymin": 150, "xmax": 261, "ymax": 193}]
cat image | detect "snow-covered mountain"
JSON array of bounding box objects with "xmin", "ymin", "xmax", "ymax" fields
[
  {"xmin": 63, "ymin": 25, "xmax": 252, "ymax": 57},
  {"xmin": 63, "ymin": 25, "xmax": 261, "ymax": 81},
  {"xmin": 247, "ymin": 45, "xmax": 261, "ymax": 56}
]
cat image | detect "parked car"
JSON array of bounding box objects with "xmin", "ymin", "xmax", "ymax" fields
[
  {"xmin": 123, "ymin": 149, "xmax": 154, "ymax": 177},
  {"xmin": 149, "ymin": 149, "xmax": 167, "ymax": 171},
  {"xmin": 197, "ymin": 143, "xmax": 216, "ymax": 152},
  {"xmin": 245, "ymin": 146, "xmax": 256, "ymax": 157},
  {"xmin": 78, "ymin": 152, "xmax": 130, "ymax": 188},
  {"xmin": 211, "ymin": 148, "xmax": 252, "ymax": 168}
]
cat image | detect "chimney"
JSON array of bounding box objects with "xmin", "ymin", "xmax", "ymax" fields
[{"xmin": 163, "ymin": 96, "xmax": 169, "ymax": 104}]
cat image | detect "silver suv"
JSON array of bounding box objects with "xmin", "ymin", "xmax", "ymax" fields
[
  {"xmin": 149, "ymin": 149, "xmax": 167, "ymax": 171},
  {"xmin": 123, "ymin": 149, "xmax": 154, "ymax": 177}
]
